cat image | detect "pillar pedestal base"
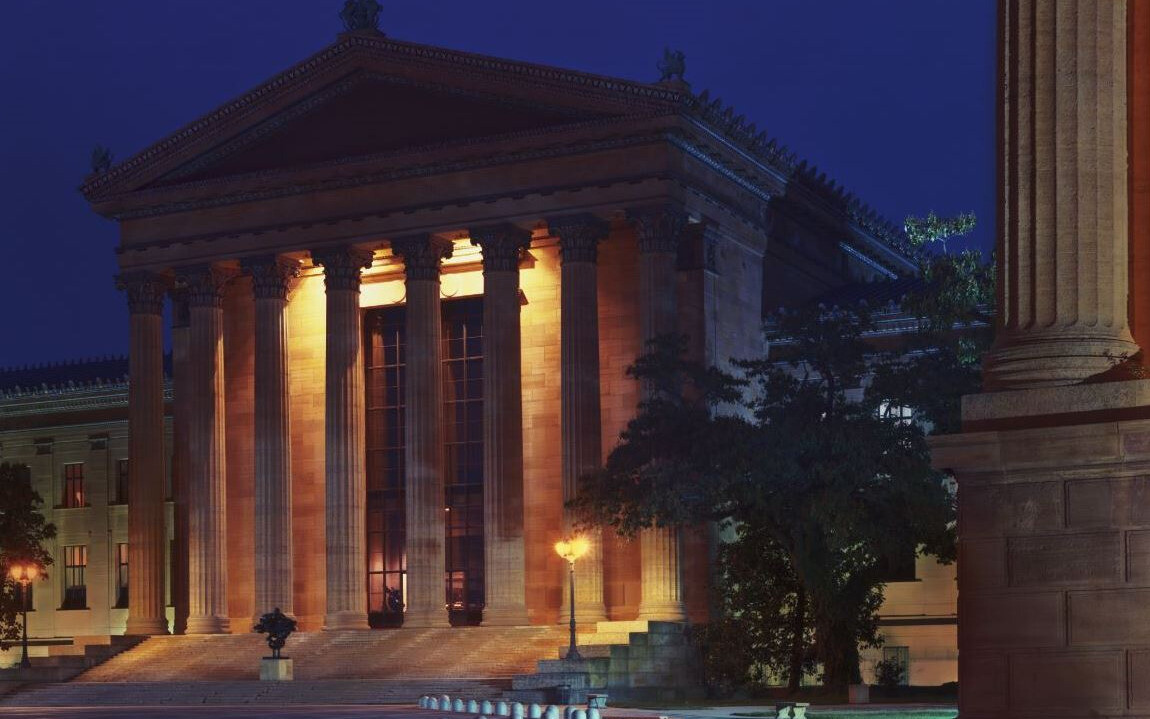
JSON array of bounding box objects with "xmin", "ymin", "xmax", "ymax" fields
[
  {"xmin": 124, "ymin": 617, "xmax": 169, "ymax": 636},
  {"xmin": 636, "ymin": 602, "xmax": 687, "ymax": 622},
  {"xmin": 482, "ymin": 605, "xmax": 530, "ymax": 627},
  {"xmin": 185, "ymin": 615, "xmax": 231, "ymax": 635}
]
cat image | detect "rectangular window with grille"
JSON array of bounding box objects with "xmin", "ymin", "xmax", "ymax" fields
[
  {"xmin": 365, "ymin": 306, "xmax": 408, "ymax": 628},
  {"xmin": 881, "ymin": 645, "xmax": 910, "ymax": 686},
  {"xmin": 115, "ymin": 543, "xmax": 129, "ymax": 608},
  {"xmin": 114, "ymin": 459, "xmax": 130, "ymax": 505},
  {"xmin": 442, "ymin": 298, "xmax": 484, "ymax": 625},
  {"xmin": 61, "ymin": 545, "xmax": 88, "ymax": 609},
  {"xmin": 63, "ymin": 463, "xmax": 85, "ymax": 508}
]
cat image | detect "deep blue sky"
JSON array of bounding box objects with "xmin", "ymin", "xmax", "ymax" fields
[{"xmin": 0, "ymin": 1, "xmax": 995, "ymax": 367}]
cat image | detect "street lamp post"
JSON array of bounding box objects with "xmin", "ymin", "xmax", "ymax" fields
[
  {"xmin": 554, "ymin": 536, "xmax": 590, "ymax": 662},
  {"xmin": 7, "ymin": 563, "xmax": 39, "ymax": 669}
]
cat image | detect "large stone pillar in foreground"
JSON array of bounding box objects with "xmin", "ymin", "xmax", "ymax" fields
[
  {"xmin": 119, "ymin": 271, "xmax": 170, "ymax": 636},
  {"xmin": 628, "ymin": 205, "xmax": 688, "ymax": 622},
  {"xmin": 550, "ymin": 214, "xmax": 609, "ymax": 624},
  {"xmin": 393, "ymin": 234, "xmax": 454, "ymax": 629},
  {"xmin": 183, "ymin": 265, "xmax": 234, "ymax": 635},
  {"xmin": 471, "ymin": 224, "xmax": 532, "ymax": 626},
  {"xmin": 984, "ymin": 0, "xmax": 1137, "ymax": 390},
  {"xmin": 313, "ymin": 246, "xmax": 373, "ymax": 631},
  {"xmin": 944, "ymin": 3, "xmax": 1150, "ymax": 716},
  {"xmin": 245, "ymin": 256, "xmax": 299, "ymax": 617}
]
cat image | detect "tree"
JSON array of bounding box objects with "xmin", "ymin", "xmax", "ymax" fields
[
  {"xmin": 572, "ymin": 214, "xmax": 987, "ymax": 692},
  {"xmin": 0, "ymin": 463, "xmax": 56, "ymax": 650}
]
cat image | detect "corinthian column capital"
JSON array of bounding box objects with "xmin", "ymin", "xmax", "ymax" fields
[
  {"xmin": 179, "ymin": 265, "xmax": 238, "ymax": 308},
  {"xmin": 117, "ymin": 271, "xmax": 171, "ymax": 315},
  {"xmin": 391, "ymin": 234, "xmax": 454, "ymax": 280},
  {"xmin": 469, "ymin": 224, "xmax": 532, "ymax": 273},
  {"xmin": 243, "ymin": 256, "xmax": 301, "ymax": 300},
  {"xmin": 311, "ymin": 246, "xmax": 374, "ymax": 292},
  {"xmin": 548, "ymin": 214, "xmax": 609, "ymax": 264},
  {"xmin": 627, "ymin": 204, "xmax": 689, "ymax": 254}
]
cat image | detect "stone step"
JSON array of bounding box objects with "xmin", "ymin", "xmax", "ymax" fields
[{"xmin": 510, "ymin": 672, "xmax": 589, "ymax": 691}]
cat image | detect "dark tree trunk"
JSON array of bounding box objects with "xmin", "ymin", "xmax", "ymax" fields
[
  {"xmin": 787, "ymin": 584, "xmax": 807, "ymax": 693},
  {"xmin": 820, "ymin": 622, "xmax": 862, "ymax": 690}
]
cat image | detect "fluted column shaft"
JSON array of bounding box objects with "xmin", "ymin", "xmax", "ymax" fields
[
  {"xmin": 119, "ymin": 272, "xmax": 171, "ymax": 636},
  {"xmin": 183, "ymin": 265, "xmax": 234, "ymax": 634},
  {"xmin": 170, "ymin": 289, "xmax": 191, "ymax": 634},
  {"xmin": 471, "ymin": 225, "xmax": 532, "ymax": 626},
  {"xmin": 393, "ymin": 235, "xmax": 454, "ymax": 628},
  {"xmin": 986, "ymin": 0, "xmax": 1138, "ymax": 389},
  {"xmin": 313, "ymin": 247, "xmax": 373, "ymax": 630},
  {"xmin": 629, "ymin": 206, "xmax": 688, "ymax": 622},
  {"xmin": 551, "ymin": 214, "xmax": 609, "ymax": 624},
  {"xmin": 246, "ymin": 257, "xmax": 300, "ymax": 617}
]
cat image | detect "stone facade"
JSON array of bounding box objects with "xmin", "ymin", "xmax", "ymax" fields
[
  {"xmin": 939, "ymin": 1, "xmax": 1150, "ymax": 715},
  {"xmin": 2, "ymin": 28, "xmax": 954, "ymax": 683}
]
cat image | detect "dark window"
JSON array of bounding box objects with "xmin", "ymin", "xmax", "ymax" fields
[
  {"xmin": 115, "ymin": 543, "xmax": 129, "ymax": 608},
  {"xmin": 442, "ymin": 298, "xmax": 485, "ymax": 626},
  {"xmin": 61, "ymin": 545, "xmax": 87, "ymax": 609},
  {"xmin": 885, "ymin": 545, "xmax": 917, "ymax": 582},
  {"xmin": 114, "ymin": 459, "xmax": 130, "ymax": 505},
  {"xmin": 63, "ymin": 463, "xmax": 85, "ymax": 508},
  {"xmin": 365, "ymin": 307, "xmax": 408, "ymax": 628},
  {"xmin": 881, "ymin": 645, "xmax": 910, "ymax": 686}
]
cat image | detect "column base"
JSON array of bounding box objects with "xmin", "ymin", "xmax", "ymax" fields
[
  {"xmin": 404, "ymin": 608, "xmax": 451, "ymax": 628},
  {"xmin": 125, "ymin": 616, "xmax": 170, "ymax": 636},
  {"xmin": 322, "ymin": 611, "xmax": 369, "ymax": 631},
  {"xmin": 636, "ymin": 601, "xmax": 687, "ymax": 622},
  {"xmin": 185, "ymin": 615, "xmax": 231, "ymax": 634},
  {"xmin": 482, "ymin": 604, "xmax": 530, "ymax": 627}
]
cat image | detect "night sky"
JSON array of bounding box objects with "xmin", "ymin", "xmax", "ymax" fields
[{"xmin": 0, "ymin": 1, "xmax": 995, "ymax": 367}]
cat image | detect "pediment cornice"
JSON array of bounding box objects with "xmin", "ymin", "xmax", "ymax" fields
[{"xmin": 80, "ymin": 33, "xmax": 689, "ymax": 202}]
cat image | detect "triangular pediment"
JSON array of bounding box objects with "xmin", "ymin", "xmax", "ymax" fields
[
  {"xmin": 153, "ymin": 72, "xmax": 600, "ymax": 186},
  {"xmin": 83, "ymin": 34, "xmax": 686, "ymax": 200}
]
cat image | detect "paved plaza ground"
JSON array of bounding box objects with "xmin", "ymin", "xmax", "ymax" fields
[{"xmin": 0, "ymin": 704, "xmax": 958, "ymax": 719}]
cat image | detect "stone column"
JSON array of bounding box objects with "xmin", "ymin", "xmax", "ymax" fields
[
  {"xmin": 245, "ymin": 256, "xmax": 300, "ymax": 617},
  {"xmin": 392, "ymin": 234, "xmax": 454, "ymax": 628},
  {"xmin": 312, "ymin": 246, "xmax": 374, "ymax": 631},
  {"xmin": 550, "ymin": 214, "xmax": 609, "ymax": 624},
  {"xmin": 470, "ymin": 224, "xmax": 532, "ymax": 626},
  {"xmin": 118, "ymin": 271, "xmax": 171, "ymax": 636},
  {"xmin": 984, "ymin": 0, "xmax": 1138, "ymax": 389},
  {"xmin": 170, "ymin": 288, "xmax": 191, "ymax": 635},
  {"xmin": 183, "ymin": 265, "xmax": 235, "ymax": 634},
  {"xmin": 628, "ymin": 205, "xmax": 688, "ymax": 622}
]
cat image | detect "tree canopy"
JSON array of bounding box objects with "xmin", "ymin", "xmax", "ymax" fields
[
  {"xmin": 571, "ymin": 213, "xmax": 989, "ymax": 692},
  {"xmin": 0, "ymin": 462, "xmax": 56, "ymax": 650}
]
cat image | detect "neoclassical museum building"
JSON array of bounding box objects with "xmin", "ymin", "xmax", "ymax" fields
[{"xmin": 0, "ymin": 18, "xmax": 955, "ymax": 683}]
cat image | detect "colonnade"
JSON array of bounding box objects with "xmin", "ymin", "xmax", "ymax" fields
[{"xmin": 117, "ymin": 207, "xmax": 694, "ymax": 633}]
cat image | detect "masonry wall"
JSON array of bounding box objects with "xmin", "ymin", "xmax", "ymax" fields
[{"xmin": 0, "ymin": 412, "xmax": 174, "ymax": 663}]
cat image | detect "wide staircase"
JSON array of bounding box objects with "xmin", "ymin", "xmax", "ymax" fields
[
  {"xmin": 0, "ymin": 626, "xmax": 566, "ymax": 706},
  {"xmin": 507, "ymin": 621, "xmax": 702, "ymax": 704}
]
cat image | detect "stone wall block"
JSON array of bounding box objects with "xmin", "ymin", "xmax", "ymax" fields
[
  {"xmin": 960, "ymin": 591, "xmax": 1064, "ymax": 649},
  {"xmin": 1007, "ymin": 532, "xmax": 1122, "ymax": 587},
  {"xmin": 1067, "ymin": 477, "xmax": 1150, "ymax": 528},
  {"xmin": 1128, "ymin": 650, "xmax": 1150, "ymax": 709},
  {"xmin": 1007, "ymin": 651, "xmax": 1123, "ymax": 712},
  {"xmin": 959, "ymin": 538, "xmax": 1007, "ymax": 590},
  {"xmin": 1126, "ymin": 530, "xmax": 1150, "ymax": 583},
  {"xmin": 959, "ymin": 652, "xmax": 1007, "ymax": 713},
  {"xmin": 1068, "ymin": 588, "xmax": 1150, "ymax": 646},
  {"xmin": 961, "ymin": 481, "xmax": 1063, "ymax": 537}
]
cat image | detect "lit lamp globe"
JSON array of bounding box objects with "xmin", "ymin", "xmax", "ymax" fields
[{"xmin": 7, "ymin": 562, "xmax": 38, "ymax": 668}]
